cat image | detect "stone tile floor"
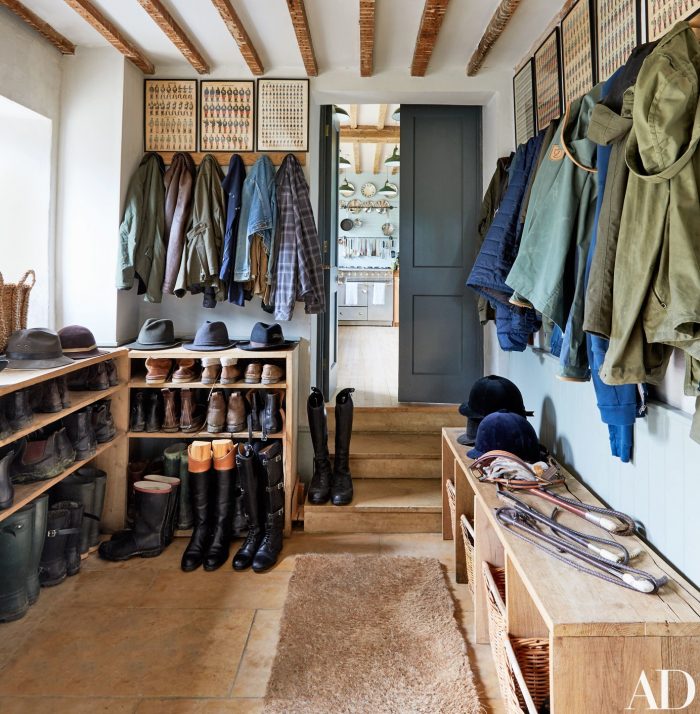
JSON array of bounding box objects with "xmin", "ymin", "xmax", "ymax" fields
[{"xmin": 0, "ymin": 532, "xmax": 504, "ymax": 713}]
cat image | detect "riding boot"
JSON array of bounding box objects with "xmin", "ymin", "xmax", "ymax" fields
[
  {"xmin": 231, "ymin": 464, "xmax": 248, "ymax": 538},
  {"xmin": 332, "ymin": 388, "xmax": 355, "ymax": 506},
  {"xmin": 25, "ymin": 495, "xmax": 48, "ymax": 605},
  {"xmin": 144, "ymin": 474, "xmax": 181, "ymax": 546},
  {"xmin": 232, "ymin": 445, "xmax": 263, "ymax": 571},
  {"xmin": 252, "ymin": 441, "xmax": 284, "ymax": 573},
  {"xmin": 307, "ymin": 387, "xmax": 332, "ymax": 504},
  {"xmin": 204, "ymin": 440, "xmax": 234, "ymax": 571},
  {"xmin": 0, "ymin": 507, "xmax": 33, "ymax": 621},
  {"xmin": 181, "ymin": 442, "xmax": 212, "ymax": 572},
  {"xmin": 77, "ymin": 467, "xmax": 107, "ymax": 550}
]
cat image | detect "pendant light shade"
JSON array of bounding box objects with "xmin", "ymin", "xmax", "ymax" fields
[
  {"xmin": 339, "ymin": 179, "xmax": 355, "ymax": 197},
  {"xmin": 391, "ymin": 106, "xmax": 400, "ymax": 122},
  {"xmin": 339, "ymin": 154, "xmax": 351, "ymax": 167},
  {"xmin": 384, "ymin": 145, "xmax": 401, "ymax": 167},
  {"xmin": 378, "ymin": 180, "xmax": 398, "ymax": 198},
  {"xmin": 333, "ymin": 105, "xmax": 350, "ymax": 123}
]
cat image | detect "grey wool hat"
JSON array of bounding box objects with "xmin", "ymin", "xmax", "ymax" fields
[
  {"xmin": 5, "ymin": 328, "xmax": 73, "ymax": 370},
  {"xmin": 125, "ymin": 319, "xmax": 181, "ymax": 350}
]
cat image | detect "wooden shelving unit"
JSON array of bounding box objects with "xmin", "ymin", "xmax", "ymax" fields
[
  {"xmin": 0, "ymin": 349, "xmax": 130, "ymax": 532},
  {"xmin": 127, "ymin": 345, "xmax": 298, "ymax": 536}
]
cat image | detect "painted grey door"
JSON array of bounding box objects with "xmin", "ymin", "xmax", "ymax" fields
[
  {"xmin": 398, "ymin": 106, "xmax": 483, "ymax": 403},
  {"xmin": 317, "ymin": 105, "xmax": 339, "ymax": 399}
]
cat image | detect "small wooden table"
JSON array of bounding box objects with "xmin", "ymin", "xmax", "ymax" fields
[{"xmin": 442, "ymin": 427, "xmax": 700, "ymax": 712}]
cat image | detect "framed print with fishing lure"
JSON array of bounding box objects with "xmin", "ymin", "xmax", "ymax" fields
[
  {"xmin": 534, "ymin": 28, "xmax": 563, "ymax": 131},
  {"xmin": 144, "ymin": 79, "xmax": 197, "ymax": 152},
  {"xmin": 646, "ymin": 0, "xmax": 700, "ymax": 41},
  {"xmin": 561, "ymin": 0, "xmax": 596, "ymax": 106},
  {"xmin": 513, "ymin": 59, "xmax": 536, "ymax": 147},
  {"xmin": 596, "ymin": 0, "xmax": 641, "ymax": 81},
  {"xmin": 199, "ymin": 80, "xmax": 254, "ymax": 152},
  {"xmin": 256, "ymin": 78, "xmax": 309, "ymax": 152}
]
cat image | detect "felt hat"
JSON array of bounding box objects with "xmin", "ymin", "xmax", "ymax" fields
[
  {"xmin": 125, "ymin": 319, "xmax": 181, "ymax": 350},
  {"xmin": 5, "ymin": 328, "xmax": 73, "ymax": 370},
  {"xmin": 58, "ymin": 325, "xmax": 107, "ymax": 360},
  {"xmin": 182, "ymin": 321, "xmax": 236, "ymax": 351},
  {"xmin": 237, "ymin": 322, "xmax": 294, "ymax": 351}
]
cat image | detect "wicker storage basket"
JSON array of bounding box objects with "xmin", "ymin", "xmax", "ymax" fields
[
  {"xmin": 0, "ymin": 270, "xmax": 35, "ymax": 353},
  {"xmin": 459, "ymin": 514, "xmax": 476, "ymax": 596},
  {"xmin": 482, "ymin": 561, "xmax": 549, "ymax": 713},
  {"xmin": 446, "ymin": 478, "xmax": 456, "ymax": 535}
]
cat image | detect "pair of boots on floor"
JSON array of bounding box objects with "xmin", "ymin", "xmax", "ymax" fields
[
  {"xmin": 182, "ymin": 439, "xmax": 284, "ymax": 573},
  {"xmin": 307, "ymin": 387, "xmax": 354, "ymax": 506}
]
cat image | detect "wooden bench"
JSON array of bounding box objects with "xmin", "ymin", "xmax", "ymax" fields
[{"xmin": 442, "ymin": 427, "xmax": 700, "ymax": 712}]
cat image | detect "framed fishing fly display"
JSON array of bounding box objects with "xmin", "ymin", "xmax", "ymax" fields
[
  {"xmin": 513, "ymin": 59, "xmax": 536, "ymax": 147},
  {"xmin": 199, "ymin": 80, "xmax": 254, "ymax": 153},
  {"xmin": 646, "ymin": 0, "xmax": 700, "ymax": 41},
  {"xmin": 596, "ymin": 0, "xmax": 641, "ymax": 81},
  {"xmin": 534, "ymin": 28, "xmax": 563, "ymax": 131},
  {"xmin": 256, "ymin": 78, "xmax": 309, "ymax": 152},
  {"xmin": 561, "ymin": 0, "xmax": 596, "ymax": 106},
  {"xmin": 144, "ymin": 79, "xmax": 197, "ymax": 152}
]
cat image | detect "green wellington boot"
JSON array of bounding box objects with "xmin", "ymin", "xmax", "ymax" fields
[{"xmin": 0, "ymin": 506, "xmax": 34, "ymax": 621}]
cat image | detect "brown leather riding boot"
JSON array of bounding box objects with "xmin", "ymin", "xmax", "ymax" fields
[
  {"xmin": 180, "ymin": 388, "xmax": 204, "ymax": 433},
  {"xmin": 206, "ymin": 391, "xmax": 226, "ymax": 433},
  {"xmin": 226, "ymin": 391, "xmax": 248, "ymax": 433},
  {"xmin": 161, "ymin": 389, "xmax": 179, "ymax": 432}
]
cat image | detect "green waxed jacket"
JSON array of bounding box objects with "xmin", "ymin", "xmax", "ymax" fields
[
  {"xmin": 174, "ymin": 154, "xmax": 226, "ymax": 305},
  {"xmin": 116, "ymin": 153, "xmax": 166, "ymax": 303},
  {"xmin": 600, "ymin": 22, "xmax": 700, "ymax": 387}
]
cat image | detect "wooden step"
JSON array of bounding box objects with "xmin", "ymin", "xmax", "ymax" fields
[
  {"xmin": 330, "ymin": 432, "xmax": 441, "ymax": 478},
  {"xmin": 304, "ymin": 478, "xmax": 441, "ymax": 534},
  {"xmin": 326, "ymin": 405, "xmax": 464, "ymax": 433}
]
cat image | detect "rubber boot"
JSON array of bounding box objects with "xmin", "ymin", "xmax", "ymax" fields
[
  {"xmin": 164, "ymin": 442, "xmax": 187, "ymax": 529},
  {"xmin": 0, "ymin": 506, "xmax": 33, "ymax": 621},
  {"xmin": 232, "ymin": 444, "xmax": 264, "ymax": 571},
  {"xmin": 144, "ymin": 474, "xmax": 180, "ymax": 546},
  {"xmin": 25, "ymin": 494, "xmax": 48, "ymax": 605},
  {"xmin": 181, "ymin": 442, "xmax": 212, "ymax": 572},
  {"xmin": 231, "ymin": 464, "xmax": 248, "ymax": 538},
  {"xmin": 307, "ymin": 387, "xmax": 332, "ymax": 504},
  {"xmin": 98, "ymin": 482, "xmax": 171, "ymax": 561},
  {"xmin": 81, "ymin": 467, "xmax": 107, "ymax": 550},
  {"xmin": 177, "ymin": 448, "xmax": 193, "ymax": 530},
  {"xmin": 0, "ymin": 449, "xmax": 15, "ymax": 510},
  {"xmin": 252, "ymin": 441, "xmax": 284, "ymax": 573},
  {"xmin": 54, "ymin": 500, "xmax": 84, "ymax": 576},
  {"xmin": 126, "ymin": 460, "xmax": 148, "ymax": 527},
  {"xmin": 331, "ymin": 388, "xmax": 355, "ymax": 506},
  {"xmin": 204, "ymin": 440, "xmax": 234, "ymax": 571},
  {"xmin": 39, "ymin": 504, "xmax": 78, "ymax": 586},
  {"xmin": 50, "ymin": 473, "xmax": 96, "ymax": 557}
]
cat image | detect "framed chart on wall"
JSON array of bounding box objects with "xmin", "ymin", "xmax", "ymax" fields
[
  {"xmin": 561, "ymin": 0, "xmax": 596, "ymax": 106},
  {"xmin": 513, "ymin": 60, "xmax": 536, "ymax": 147},
  {"xmin": 596, "ymin": 0, "xmax": 641, "ymax": 81},
  {"xmin": 647, "ymin": 0, "xmax": 700, "ymax": 41},
  {"xmin": 534, "ymin": 28, "xmax": 563, "ymax": 131},
  {"xmin": 256, "ymin": 78, "xmax": 309, "ymax": 152},
  {"xmin": 199, "ymin": 80, "xmax": 254, "ymax": 153},
  {"xmin": 144, "ymin": 79, "xmax": 197, "ymax": 152}
]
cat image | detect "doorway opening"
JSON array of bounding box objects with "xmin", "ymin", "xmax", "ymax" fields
[{"xmin": 334, "ymin": 103, "xmax": 401, "ymax": 407}]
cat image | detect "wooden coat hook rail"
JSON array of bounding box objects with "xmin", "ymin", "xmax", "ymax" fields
[{"xmin": 156, "ymin": 151, "xmax": 307, "ymax": 167}]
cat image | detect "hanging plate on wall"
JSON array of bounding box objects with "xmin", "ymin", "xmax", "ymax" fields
[
  {"xmin": 361, "ymin": 182, "xmax": 377, "ymax": 198},
  {"xmin": 382, "ymin": 222, "xmax": 395, "ymax": 236},
  {"xmin": 347, "ymin": 199, "xmax": 362, "ymax": 213}
]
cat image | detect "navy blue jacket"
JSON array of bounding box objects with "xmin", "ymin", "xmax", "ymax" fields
[{"xmin": 219, "ymin": 154, "xmax": 246, "ymax": 306}]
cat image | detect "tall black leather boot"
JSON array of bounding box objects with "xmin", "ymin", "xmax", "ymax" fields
[
  {"xmin": 0, "ymin": 506, "xmax": 33, "ymax": 621},
  {"xmin": 144, "ymin": 474, "xmax": 180, "ymax": 546},
  {"xmin": 50, "ymin": 473, "xmax": 96, "ymax": 557},
  {"xmin": 231, "ymin": 464, "xmax": 248, "ymax": 538},
  {"xmin": 39, "ymin": 504, "xmax": 78, "ymax": 586},
  {"xmin": 307, "ymin": 387, "xmax": 332, "ymax": 504},
  {"xmin": 25, "ymin": 495, "xmax": 48, "ymax": 605},
  {"xmin": 252, "ymin": 441, "xmax": 284, "ymax": 573},
  {"xmin": 98, "ymin": 482, "xmax": 171, "ymax": 561},
  {"xmin": 204, "ymin": 440, "xmax": 234, "ymax": 571},
  {"xmin": 332, "ymin": 388, "xmax": 355, "ymax": 506},
  {"xmin": 0, "ymin": 449, "xmax": 15, "ymax": 510},
  {"xmin": 232, "ymin": 445, "xmax": 264, "ymax": 571},
  {"xmin": 181, "ymin": 443, "xmax": 212, "ymax": 572}
]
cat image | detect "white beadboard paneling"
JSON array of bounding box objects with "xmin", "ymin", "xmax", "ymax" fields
[{"xmin": 503, "ymin": 348, "xmax": 700, "ymax": 586}]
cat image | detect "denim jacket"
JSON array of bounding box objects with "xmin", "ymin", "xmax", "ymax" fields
[
  {"xmin": 233, "ymin": 155, "xmax": 276, "ymax": 282},
  {"xmin": 219, "ymin": 154, "xmax": 246, "ymax": 305}
]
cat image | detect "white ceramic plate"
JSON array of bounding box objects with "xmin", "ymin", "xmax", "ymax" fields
[{"xmin": 361, "ymin": 182, "xmax": 377, "ymax": 198}]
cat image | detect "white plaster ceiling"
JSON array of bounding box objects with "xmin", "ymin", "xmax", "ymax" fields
[{"xmin": 14, "ymin": 0, "xmax": 562, "ymax": 76}]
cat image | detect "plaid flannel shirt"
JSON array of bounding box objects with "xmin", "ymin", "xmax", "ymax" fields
[{"xmin": 272, "ymin": 154, "xmax": 326, "ymax": 320}]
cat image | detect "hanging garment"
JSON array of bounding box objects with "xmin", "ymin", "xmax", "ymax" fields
[
  {"xmin": 234, "ymin": 155, "xmax": 276, "ymax": 284},
  {"xmin": 174, "ymin": 154, "xmax": 226, "ymax": 307},
  {"xmin": 219, "ymin": 154, "xmax": 247, "ymax": 306},
  {"xmin": 116, "ymin": 153, "xmax": 166, "ymax": 303},
  {"xmin": 162, "ymin": 152, "xmax": 196, "ymax": 295},
  {"xmin": 245, "ymin": 234, "xmax": 272, "ymax": 308},
  {"xmin": 475, "ymin": 155, "xmax": 512, "ymax": 325},
  {"xmin": 600, "ymin": 22, "xmax": 700, "ymax": 389},
  {"xmin": 273, "ymin": 154, "xmax": 325, "ymax": 321},
  {"xmin": 506, "ymin": 85, "xmax": 602, "ymax": 379}
]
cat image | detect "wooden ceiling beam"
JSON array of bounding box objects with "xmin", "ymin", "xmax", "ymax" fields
[
  {"xmin": 377, "ymin": 103, "xmax": 388, "ymax": 130},
  {"xmin": 349, "ymin": 104, "xmax": 358, "ymax": 129},
  {"xmin": 286, "ymin": 0, "xmax": 318, "ymax": 76},
  {"xmin": 411, "ymin": 0, "xmax": 450, "ymax": 77},
  {"xmin": 359, "ymin": 0, "xmax": 375, "ymax": 77},
  {"xmin": 63, "ymin": 0, "xmax": 154, "ymax": 73},
  {"xmin": 353, "ymin": 142, "xmax": 362, "ymax": 174},
  {"xmin": 137, "ymin": 0, "xmax": 209, "ymax": 74},
  {"xmin": 0, "ymin": 0, "xmax": 75, "ymax": 54},
  {"xmin": 372, "ymin": 144, "xmax": 384, "ymax": 174},
  {"xmin": 340, "ymin": 126, "xmax": 400, "ymax": 143},
  {"xmin": 210, "ymin": 0, "xmax": 264, "ymax": 75},
  {"xmin": 467, "ymin": 0, "xmax": 522, "ymax": 76}
]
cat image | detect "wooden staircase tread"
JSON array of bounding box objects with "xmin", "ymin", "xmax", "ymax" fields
[
  {"xmin": 305, "ymin": 478, "xmax": 441, "ymax": 513},
  {"xmin": 328, "ymin": 432, "xmax": 441, "ymax": 458}
]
